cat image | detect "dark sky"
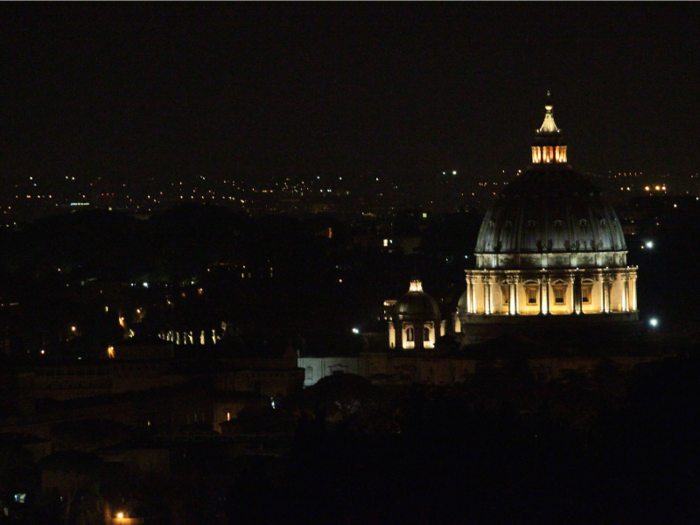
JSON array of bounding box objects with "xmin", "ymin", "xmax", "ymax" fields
[{"xmin": 1, "ymin": 4, "xmax": 699, "ymax": 186}]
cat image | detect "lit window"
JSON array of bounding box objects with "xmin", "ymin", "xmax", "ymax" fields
[
  {"xmin": 423, "ymin": 327, "xmax": 430, "ymax": 341},
  {"xmin": 554, "ymin": 285, "xmax": 567, "ymax": 304},
  {"xmin": 582, "ymin": 284, "xmax": 593, "ymax": 303},
  {"xmin": 406, "ymin": 327, "xmax": 414, "ymax": 342},
  {"xmin": 526, "ymin": 285, "xmax": 538, "ymax": 304}
]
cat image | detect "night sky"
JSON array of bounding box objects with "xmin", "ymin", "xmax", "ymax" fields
[{"xmin": 1, "ymin": 4, "xmax": 699, "ymax": 187}]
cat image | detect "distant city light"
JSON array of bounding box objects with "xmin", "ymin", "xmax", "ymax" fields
[
  {"xmin": 143, "ymin": 282, "xmax": 149, "ymax": 288},
  {"xmin": 649, "ymin": 318, "xmax": 658, "ymax": 328},
  {"xmin": 452, "ymin": 170, "xmax": 457, "ymax": 175},
  {"xmin": 352, "ymin": 328, "xmax": 360, "ymax": 334},
  {"xmin": 645, "ymin": 241, "xmax": 653, "ymax": 249}
]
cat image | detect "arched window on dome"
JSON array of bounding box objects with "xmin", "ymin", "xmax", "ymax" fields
[
  {"xmin": 525, "ymin": 282, "xmax": 539, "ymax": 304},
  {"xmin": 581, "ymin": 280, "xmax": 594, "ymax": 304},
  {"xmin": 406, "ymin": 327, "xmax": 414, "ymax": 342},
  {"xmin": 553, "ymin": 281, "xmax": 568, "ymax": 304},
  {"xmin": 423, "ymin": 326, "xmax": 430, "ymax": 342}
]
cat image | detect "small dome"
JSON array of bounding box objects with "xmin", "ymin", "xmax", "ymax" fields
[{"xmin": 395, "ymin": 280, "xmax": 440, "ymax": 321}]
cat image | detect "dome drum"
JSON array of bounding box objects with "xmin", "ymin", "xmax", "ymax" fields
[{"xmin": 462, "ymin": 267, "xmax": 637, "ymax": 318}]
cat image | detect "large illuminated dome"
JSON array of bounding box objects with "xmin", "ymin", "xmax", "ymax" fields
[
  {"xmin": 475, "ymin": 166, "xmax": 628, "ymax": 269},
  {"xmin": 459, "ymin": 94, "xmax": 638, "ymax": 344}
]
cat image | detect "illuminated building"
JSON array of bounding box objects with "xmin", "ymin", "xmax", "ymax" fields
[
  {"xmin": 458, "ymin": 94, "xmax": 639, "ymax": 343},
  {"xmin": 300, "ymin": 96, "xmax": 647, "ymax": 389},
  {"xmin": 386, "ymin": 279, "xmax": 445, "ymax": 350}
]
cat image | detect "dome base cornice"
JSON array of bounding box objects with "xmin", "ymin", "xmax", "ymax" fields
[{"xmin": 476, "ymin": 250, "xmax": 628, "ymax": 270}]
